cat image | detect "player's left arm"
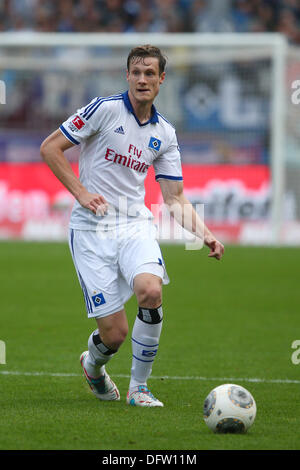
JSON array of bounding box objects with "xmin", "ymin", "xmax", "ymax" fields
[{"xmin": 159, "ymin": 179, "xmax": 224, "ymax": 260}]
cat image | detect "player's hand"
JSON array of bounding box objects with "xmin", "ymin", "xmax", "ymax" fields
[
  {"xmin": 205, "ymin": 237, "xmax": 224, "ymax": 261},
  {"xmin": 77, "ymin": 189, "xmax": 108, "ymax": 216}
]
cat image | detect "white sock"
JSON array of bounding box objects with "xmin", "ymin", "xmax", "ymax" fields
[
  {"xmin": 130, "ymin": 307, "xmax": 163, "ymax": 391},
  {"xmin": 84, "ymin": 329, "xmax": 116, "ymax": 378}
]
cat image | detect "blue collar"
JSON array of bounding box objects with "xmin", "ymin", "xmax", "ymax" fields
[{"xmin": 122, "ymin": 91, "xmax": 159, "ymax": 126}]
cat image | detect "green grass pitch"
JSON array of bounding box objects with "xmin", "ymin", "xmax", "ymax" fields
[{"xmin": 0, "ymin": 241, "xmax": 299, "ymax": 450}]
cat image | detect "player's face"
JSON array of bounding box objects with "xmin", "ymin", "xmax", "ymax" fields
[{"xmin": 127, "ymin": 57, "xmax": 165, "ymax": 105}]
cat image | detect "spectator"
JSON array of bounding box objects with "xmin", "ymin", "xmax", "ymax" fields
[
  {"xmin": 231, "ymin": 0, "xmax": 255, "ymax": 32},
  {"xmin": 150, "ymin": 0, "xmax": 186, "ymax": 33},
  {"xmin": 276, "ymin": 8, "xmax": 300, "ymax": 44},
  {"xmin": 190, "ymin": 0, "xmax": 235, "ymax": 33}
]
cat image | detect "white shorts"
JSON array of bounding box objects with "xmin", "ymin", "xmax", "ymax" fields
[{"xmin": 68, "ymin": 223, "xmax": 169, "ymax": 319}]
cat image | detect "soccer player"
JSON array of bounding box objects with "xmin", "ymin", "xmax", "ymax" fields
[{"xmin": 40, "ymin": 45, "xmax": 224, "ymax": 407}]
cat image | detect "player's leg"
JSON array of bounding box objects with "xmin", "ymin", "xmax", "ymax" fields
[
  {"xmin": 85, "ymin": 308, "xmax": 128, "ymax": 377},
  {"xmin": 69, "ymin": 229, "xmax": 132, "ymax": 401},
  {"xmin": 127, "ymin": 271, "xmax": 164, "ymax": 407},
  {"xmin": 118, "ymin": 222, "xmax": 169, "ymax": 407},
  {"xmin": 80, "ymin": 309, "xmax": 128, "ymax": 401}
]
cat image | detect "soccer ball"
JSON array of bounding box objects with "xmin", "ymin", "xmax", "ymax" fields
[{"xmin": 203, "ymin": 383, "xmax": 256, "ymax": 433}]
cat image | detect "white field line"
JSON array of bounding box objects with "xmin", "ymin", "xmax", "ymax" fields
[{"xmin": 0, "ymin": 370, "xmax": 299, "ymax": 384}]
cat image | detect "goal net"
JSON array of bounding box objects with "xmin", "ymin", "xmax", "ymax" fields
[{"xmin": 0, "ymin": 32, "xmax": 294, "ymax": 244}]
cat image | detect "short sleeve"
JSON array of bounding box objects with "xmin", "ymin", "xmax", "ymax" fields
[
  {"xmin": 59, "ymin": 96, "xmax": 117, "ymax": 145},
  {"xmin": 153, "ymin": 131, "xmax": 183, "ymax": 182}
]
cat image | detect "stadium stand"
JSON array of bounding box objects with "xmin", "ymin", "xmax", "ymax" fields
[{"xmin": 0, "ymin": 0, "xmax": 299, "ymax": 43}]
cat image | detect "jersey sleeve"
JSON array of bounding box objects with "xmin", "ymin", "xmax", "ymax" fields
[
  {"xmin": 59, "ymin": 97, "xmax": 116, "ymax": 145},
  {"xmin": 153, "ymin": 130, "xmax": 183, "ymax": 182}
]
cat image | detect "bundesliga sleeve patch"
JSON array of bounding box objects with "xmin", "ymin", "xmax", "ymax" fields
[
  {"xmin": 148, "ymin": 137, "xmax": 161, "ymax": 152},
  {"xmin": 72, "ymin": 115, "xmax": 85, "ymax": 130}
]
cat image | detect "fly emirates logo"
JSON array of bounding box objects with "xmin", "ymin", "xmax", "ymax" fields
[{"xmin": 104, "ymin": 144, "xmax": 150, "ymax": 174}]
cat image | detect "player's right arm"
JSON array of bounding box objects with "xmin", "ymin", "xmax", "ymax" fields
[{"xmin": 40, "ymin": 129, "xmax": 108, "ymax": 215}]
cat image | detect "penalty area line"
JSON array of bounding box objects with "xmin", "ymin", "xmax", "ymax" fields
[{"xmin": 0, "ymin": 370, "xmax": 299, "ymax": 384}]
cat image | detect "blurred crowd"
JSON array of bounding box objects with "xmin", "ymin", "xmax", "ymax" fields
[{"xmin": 0, "ymin": 0, "xmax": 300, "ymax": 44}]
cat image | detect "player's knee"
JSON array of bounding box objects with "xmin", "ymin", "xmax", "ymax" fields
[{"xmin": 137, "ymin": 284, "xmax": 162, "ymax": 308}]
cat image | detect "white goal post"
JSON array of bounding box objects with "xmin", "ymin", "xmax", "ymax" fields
[{"xmin": 0, "ymin": 32, "xmax": 291, "ymax": 244}]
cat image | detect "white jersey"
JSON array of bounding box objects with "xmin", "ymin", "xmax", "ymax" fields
[{"xmin": 60, "ymin": 91, "xmax": 183, "ymax": 230}]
